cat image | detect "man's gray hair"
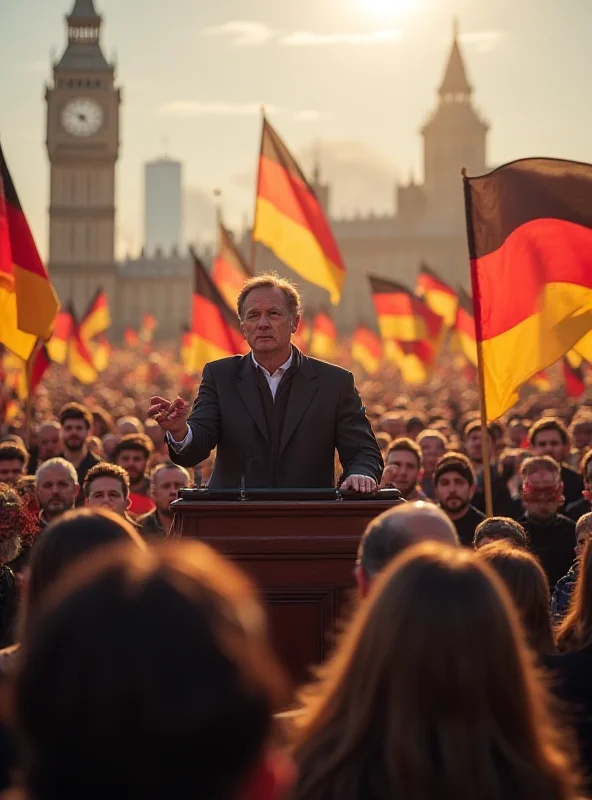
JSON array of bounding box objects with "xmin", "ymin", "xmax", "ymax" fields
[
  {"xmin": 236, "ymin": 273, "xmax": 301, "ymax": 320},
  {"xmin": 35, "ymin": 457, "xmax": 79, "ymax": 487}
]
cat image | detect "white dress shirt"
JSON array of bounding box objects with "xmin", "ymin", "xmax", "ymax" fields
[{"xmin": 167, "ymin": 351, "xmax": 293, "ymax": 453}]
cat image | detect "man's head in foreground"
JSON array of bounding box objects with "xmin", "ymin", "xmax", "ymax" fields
[{"xmin": 355, "ymin": 501, "xmax": 460, "ymax": 597}]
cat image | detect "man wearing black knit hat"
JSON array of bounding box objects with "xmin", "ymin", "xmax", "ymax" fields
[{"xmin": 434, "ymin": 452, "xmax": 485, "ymax": 547}]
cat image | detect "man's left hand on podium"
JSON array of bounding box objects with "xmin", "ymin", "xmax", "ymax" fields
[{"xmin": 340, "ymin": 474, "xmax": 377, "ymax": 494}]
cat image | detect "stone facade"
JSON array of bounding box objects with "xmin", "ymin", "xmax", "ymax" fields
[{"xmin": 47, "ymin": 4, "xmax": 489, "ymax": 338}]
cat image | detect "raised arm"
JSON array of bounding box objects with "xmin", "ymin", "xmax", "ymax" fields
[{"xmin": 149, "ymin": 364, "xmax": 221, "ymax": 468}]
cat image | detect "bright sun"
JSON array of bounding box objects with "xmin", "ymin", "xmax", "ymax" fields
[{"xmin": 358, "ymin": 0, "xmax": 412, "ymax": 20}]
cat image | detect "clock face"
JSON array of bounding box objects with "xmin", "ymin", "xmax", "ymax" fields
[{"xmin": 61, "ymin": 98, "xmax": 104, "ymax": 137}]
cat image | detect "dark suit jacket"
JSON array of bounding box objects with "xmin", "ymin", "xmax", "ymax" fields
[{"xmin": 168, "ymin": 351, "xmax": 383, "ymax": 489}]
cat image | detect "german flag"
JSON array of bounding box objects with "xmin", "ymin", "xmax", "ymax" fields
[
  {"xmin": 416, "ymin": 263, "xmax": 458, "ymax": 328},
  {"xmin": 140, "ymin": 313, "xmax": 157, "ymax": 343},
  {"xmin": 384, "ymin": 340, "xmax": 427, "ymax": 385},
  {"xmin": 67, "ymin": 306, "xmax": 97, "ymax": 385},
  {"xmin": 529, "ymin": 371, "xmax": 552, "ymax": 393},
  {"xmin": 0, "ymin": 142, "xmax": 59, "ymax": 360},
  {"xmin": 80, "ymin": 288, "xmax": 110, "ymax": 344},
  {"xmin": 563, "ymin": 350, "xmax": 586, "ymax": 398},
  {"xmin": 253, "ymin": 116, "xmax": 346, "ymax": 304},
  {"xmin": 453, "ymin": 287, "xmax": 478, "ymax": 367},
  {"xmin": 2, "ymin": 342, "xmax": 50, "ymax": 400},
  {"xmin": 293, "ymin": 315, "xmax": 311, "ymax": 353},
  {"xmin": 368, "ymin": 276, "xmax": 444, "ymax": 347},
  {"xmin": 186, "ymin": 248, "xmax": 247, "ymax": 373},
  {"xmin": 124, "ymin": 328, "xmax": 140, "ymax": 348},
  {"xmin": 352, "ymin": 326, "xmax": 382, "ymax": 375},
  {"xmin": 89, "ymin": 334, "xmax": 111, "ymax": 373},
  {"xmin": 46, "ymin": 310, "xmax": 73, "ymax": 364},
  {"xmin": 212, "ymin": 219, "xmax": 252, "ymax": 310},
  {"xmin": 310, "ymin": 311, "xmax": 336, "ymax": 360},
  {"xmin": 464, "ymin": 157, "xmax": 592, "ymax": 420}
]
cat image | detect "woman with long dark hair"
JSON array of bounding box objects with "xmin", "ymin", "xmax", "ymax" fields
[
  {"xmin": 477, "ymin": 540, "xmax": 555, "ymax": 655},
  {"xmin": 291, "ymin": 543, "xmax": 579, "ymax": 800}
]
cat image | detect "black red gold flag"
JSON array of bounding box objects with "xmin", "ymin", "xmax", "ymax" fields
[
  {"xmin": 0, "ymin": 141, "xmax": 59, "ymax": 360},
  {"xmin": 464, "ymin": 157, "xmax": 592, "ymax": 420},
  {"xmin": 253, "ymin": 116, "xmax": 346, "ymax": 304}
]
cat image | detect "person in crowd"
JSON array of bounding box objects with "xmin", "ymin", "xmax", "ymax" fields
[
  {"xmin": 15, "ymin": 542, "xmax": 294, "ymax": 800},
  {"xmin": 477, "ymin": 541, "xmax": 555, "ymax": 655},
  {"xmin": 144, "ymin": 417, "xmax": 169, "ymax": 464},
  {"xmin": 10, "ymin": 477, "xmax": 41, "ymax": 576},
  {"xmin": 509, "ymin": 417, "xmax": 530, "ymax": 448},
  {"xmin": 0, "ymin": 484, "xmax": 26, "ymax": 648},
  {"xmin": 150, "ymin": 274, "xmax": 382, "ymax": 492},
  {"xmin": 116, "ymin": 415, "xmax": 145, "ymax": 436},
  {"xmin": 417, "ymin": 428, "xmax": 447, "ymax": 499},
  {"xmin": 20, "ymin": 508, "xmax": 146, "ymax": 650},
  {"xmin": 434, "ymin": 453, "xmax": 485, "ymax": 546},
  {"xmin": 290, "ymin": 542, "xmax": 580, "ymax": 800},
  {"xmin": 405, "ymin": 414, "xmax": 426, "ymax": 441},
  {"xmin": 378, "ymin": 412, "xmax": 406, "ymax": 440},
  {"xmin": 59, "ymin": 402, "xmax": 100, "ymax": 488},
  {"xmin": 463, "ymin": 420, "xmax": 516, "ymax": 516},
  {"xmin": 565, "ymin": 448, "xmax": 592, "ymax": 523},
  {"xmin": 139, "ymin": 462, "xmax": 190, "ymax": 539},
  {"xmin": 91, "ymin": 407, "xmax": 115, "ymax": 439},
  {"xmin": 0, "ymin": 443, "xmax": 28, "ymax": 484},
  {"xmin": 373, "ymin": 432, "xmax": 391, "ymax": 459},
  {"xmin": 518, "ymin": 456, "xmax": 575, "ymax": 591},
  {"xmin": 101, "ymin": 432, "xmax": 120, "ymax": 462},
  {"xmin": 27, "ymin": 420, "xmax": 62, "ymax": 475},
  {"xmin": 380, "ymin": 438, "xmax": 426, "ymax": 500},
  {"xmin": 551, "ymin": 512, "xmax": 592, "ymax": 624},
  {"xmin": 499, "ymin": 446, "xmax": 530, "ymax": 510},
  {"xmin": 113, "ymin": 433, "xmax": 155, "ymax": 515},
  {"xmin": 568, "ymin": 416, "xmax": 592, "ymax": 468},
  {"xmin": 529, "ymin": 417, "xmax": 584, "ymax": 509},
  {"xmin": 87, "ymin": 435, "xmax": 104, "ymax": 459},
  {"xmin": 354, "ymin": 502, "xmax": 459, "ymax": 597},
  {"xmin": 35, "ymin": 457, "xmax": 79, "ymax": 530},
  {"xmin": 473, "ymin": 516, "xmax": 528, "ymax": 550},
  {"xmin": 549, "ymin": 538, "xmax": 592, "ymax": 786},
  {"xmin": 83, "ymin": 463, "xmax": 136, "ymax": 527}
]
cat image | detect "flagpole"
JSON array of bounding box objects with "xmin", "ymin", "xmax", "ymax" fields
[
  {"xmin": 462, "ymin": 168, "xmax": 493, "ymax": 518},
  {"xmin": 250, "ymin": 105, "xmax": 266, "ymax": 275},
  {"xmin": 23, "ymin": 339, "xmax": 40, "ymax": 451}
]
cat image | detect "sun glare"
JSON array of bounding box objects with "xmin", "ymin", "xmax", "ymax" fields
[{"xmin": 358, "ymin": 0, "xmax": 413, "ymax": 21}]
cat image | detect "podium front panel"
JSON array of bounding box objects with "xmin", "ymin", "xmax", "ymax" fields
[{"xmin": 170, "ymin": 499, "xmax": 397, "ymax": 684}]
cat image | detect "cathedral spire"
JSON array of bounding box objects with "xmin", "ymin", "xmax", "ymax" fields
[{"xmin": 438, "ymin": 18, "xmax": 472, "ymax": 100}]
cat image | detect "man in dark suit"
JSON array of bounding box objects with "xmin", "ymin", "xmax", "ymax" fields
[{"xmin": 148, "ymin": 275, "xmax": 382, "ymax": 492}]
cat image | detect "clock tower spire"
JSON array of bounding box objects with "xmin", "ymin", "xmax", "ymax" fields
[{"xmin": 46, "ymin": 0, "xmax": 120, "ymax": 318}]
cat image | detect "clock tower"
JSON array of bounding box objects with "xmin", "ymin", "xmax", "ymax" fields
[{"xmin": 46, "ymin": 0, "xmax": 120, "ymax": 317}]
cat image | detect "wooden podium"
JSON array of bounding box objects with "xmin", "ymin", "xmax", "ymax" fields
[{"xmin": 170, "ymin": 489, "xmax": 402, "ymax": 685}]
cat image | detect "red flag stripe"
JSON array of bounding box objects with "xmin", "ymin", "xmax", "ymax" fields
[{"xmin": 257, "ymin": 155, "xmax": 344, "ymax": 269}]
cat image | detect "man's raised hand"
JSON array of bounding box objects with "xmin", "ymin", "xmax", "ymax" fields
[{"xmin": 147, "ymin": 395, "xmax": 189, "ymax": 440}]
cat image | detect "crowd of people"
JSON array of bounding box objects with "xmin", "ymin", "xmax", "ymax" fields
[{"xmin": 0, "ymin": 342, "xmax": 591, "ymax": 797}]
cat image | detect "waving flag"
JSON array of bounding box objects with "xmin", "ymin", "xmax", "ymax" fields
[
  {"xmin": 212, "ymin": 219, "xmax": 252, "ymax": 309},
  {"xmin": 464, "ymin": 157, "xmax": 592, "ymax": 420},
  {"xmin": 417, "ymin": 263, "xmax": 458, "ymax": 328},
  {"xmin": 253, "ymin": 116, "xmax": 346, "ymax": 304},
  {"xmin": 0, "ymin": 141, "xmax": 59, "ymax": 360}
]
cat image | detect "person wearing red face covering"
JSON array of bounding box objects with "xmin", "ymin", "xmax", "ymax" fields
[{"xmin": 518, "ymin": 456, "xmax": 575, "ymax": 591}]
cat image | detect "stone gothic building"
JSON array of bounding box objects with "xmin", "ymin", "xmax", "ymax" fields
[{"xmin": 46, "ymin": 1, "xmax": 490, "ymax": 338}]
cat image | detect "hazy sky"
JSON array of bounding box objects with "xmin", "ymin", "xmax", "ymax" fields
[{"xmin": 2, "ymin": 0, "xmax": 592, "ymax": 259}]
